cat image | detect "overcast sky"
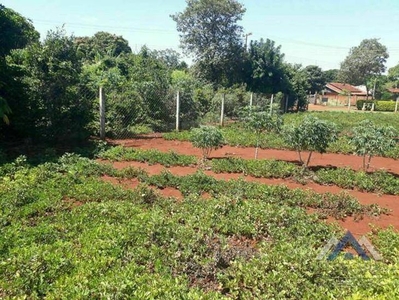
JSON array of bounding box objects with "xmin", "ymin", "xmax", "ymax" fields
[{"xmin": 4, "ymin": 0, "xmax": 399, "ymax": 71}]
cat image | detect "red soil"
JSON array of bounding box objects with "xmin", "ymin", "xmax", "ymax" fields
[{"xmin": 103, "ymin": 136, "xmax": 399, "ymax": 237}]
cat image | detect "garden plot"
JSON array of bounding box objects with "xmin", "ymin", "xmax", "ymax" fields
[{"xmin": 102, "ymin": 136, "xmax": 399, "ymax": 236}]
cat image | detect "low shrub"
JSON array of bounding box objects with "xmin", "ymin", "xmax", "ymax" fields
[
  {"xmin": 356, "ymin": 100, "xmax": 374, "ymax": 110},
  {"xmin": 98, "ymin": 146, "xmax": 196, "ymax": 167},
  {"xmin": 375, "ymin": 100, "xmax": 397, "ymax": 112},
  {"xmin": 190, "ymin": 126, "xmax": 224, "ymax": 160},
  {"xmin": 356, "ymin": 100, "xmax": 397, "ymax": 111}
]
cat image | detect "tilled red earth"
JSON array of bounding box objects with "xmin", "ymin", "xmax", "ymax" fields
[{"xmin": 103, "ymin": 135, "xmax": 399, "ymax": 237}]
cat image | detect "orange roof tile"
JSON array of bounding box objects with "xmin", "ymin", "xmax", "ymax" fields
[{"xmin": 326, "ymin": 82, "xmax": 367, "ymax": 95}]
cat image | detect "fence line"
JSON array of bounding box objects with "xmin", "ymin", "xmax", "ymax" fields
[{"xmin": 101, "ymin": 85, "xmax": 294, "ymax": 140}]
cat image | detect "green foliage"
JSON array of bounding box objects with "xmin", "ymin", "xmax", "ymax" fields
[
  {"xmin": 303, "ymin": 65, "xmax": 326, "ymax": 94},
  {"xmin": 283, "ymin": 115, "xmax": 338, "ymax": 167},
  {"xmin": 212, "ymin": 157, "xmax": 297, "ymax": 178},
  {"xmin": 0, "ymin": 153, "xmax": 398, "ymax": 298},
  {"xmin": 191, "ymin": 126, "xmax": 224, "ymax": 159},
  {"xmin": 97, "ymin": 145, "xmax": 399, "ymax": 196},
  {"xmin": 240, "ymin": 106, "xmax": 282, "ymax": 158},
  {"xmin": 121, "ymin": 167, "xmax": 386, "ymax": 220},
  {"xmin": 339, "ymin": 38, "xmax": 389, "ymax": 97},
  {"xmin": 356, "ymin": 100, "xmax": 397, "ymax": 111},
  {"xmin": 314, "ymin": 168, "xmax": 399, "ymax": 195},
  {"xmin": 98, "ymin": 146, "xmax": 196, "ymax": 167},
  {"xmin": 247, "ymin": 38, "xmax": 286, "ymax": 94},
  {"xmin": 8, "ymin": 28, "xmax": 94, "ymax": 143},
  {"xmin": 152, "ymin": 48, "xmax": 188, "ymax": 71},
  {"xmin": 211, "ymin": 157, "xmax": 399, "ymax": 195},
  {"xmin": 162, "ymin": 112, "xmax": 399, "ymax": 158},
  {"xmin": 0, "ymin": 95, "xmax": 12, "ymax": 124},
  {"xmin": 163, "ymin": 130, "xmax": 193, "ymax": 141},
  {"xmin": 171, "ymin": 0, "xmax": 246, "ymax": 87},
  {"xmin": 323, "ymin": 69, "xmax": 340, "ymax": 83},
  {"xmin": 241, "ymin": 107, "xmax": 282, "ymax": 134},
  {"xmin": 75, "ymin": 31, "xmax": 132, "ymax": 63},
  {"xmin": 350, "ymin": 120, "xmax": 397, "ymax": 170},
  {"xmin": 171, "ymin": 70, "xmax": 201, "ymax": 128},
  {"xmin": 282, "ymin": 111, "xmax": 399, "ymax": 133},
  {"xmin": 283, "ymin": 63, "xmax": 311, "ymax": 111},
  {"xmin": 356, "ymin": 99, "xmax": 375, "ymax": 110},
  {"xmin": 0, "ymin": 5, "xmax": 39, "ymax": 129},
  {"xmin": 375, "ymin": 100, "xmax": 397, "ymax": 112},
  {"xmin": 0, "ymin": 5, "xmax": 39, "ymax": 57}
]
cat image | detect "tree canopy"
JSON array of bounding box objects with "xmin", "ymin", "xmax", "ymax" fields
[
  {"xmin": 246, "ymin": 38, "xmax": 286, "ymax": 94},
  {"xmin": 75, "ymin": 31, "xmax": 132, "ymax": 63},
  {"xmin": 303, "ymin": 65, "xmax": 326, "ymax": 94},
  {"xmin": 0, "ymin": 5, "xmax": 39, "ymax": 57},
  {"xmin": 339, "ymin": 38, "xmax": 389, "ymax": 98},
  {"xmin": 171, "ymin": 0, "xmax": 246, "ymax": 88},
  {"xmin": 323, "ymin": 69, "xmax": 339, "ymax": 83},
  {"xmin": 0, "ymin": 5, "xmax": 39, "ymax": 125}
]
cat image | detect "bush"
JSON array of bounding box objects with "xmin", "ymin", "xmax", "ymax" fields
[
  {"xmin": 191, "ymin": 126, "xmax": 224, "ymax": 160},
  {"xmin": 356, "ymin": 100, "xmax": 397, "ymax": 111},
  {"xmin": 375, "ymin": 100, "xmax": 396, "ymax": 112},
  {"xmin": 356, "ymin": 100, "xmax": 374, "ymax": 110},
  {"xmin": 283, "ymin": 115, "xmax": 338, "ymax": 168},
  {"xmin": 350, "ymin": 119, "xmax": 397, "ymax": 170}
]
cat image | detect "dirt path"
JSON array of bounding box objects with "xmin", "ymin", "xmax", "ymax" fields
[{"xmin": 111, "ymin": 136, "xmax": 399, "ymax": 174}]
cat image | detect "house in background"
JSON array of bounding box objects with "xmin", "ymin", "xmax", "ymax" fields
[
  {"xmin": 320, "ymin": 82, "xmax": 369, "ymax": 106},
  {"xmin": 388, "ymin": 88, "xmax": 399, "ymax": 100}
]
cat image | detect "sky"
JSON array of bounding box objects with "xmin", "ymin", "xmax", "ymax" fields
[{"xmin": 3, "ymin": 0, "xmax": 399, "ymax": 71}]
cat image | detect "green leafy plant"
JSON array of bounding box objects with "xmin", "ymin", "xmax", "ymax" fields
[
  {"xmin": 283, "ymin": 115, "xmax": 338, "ymax": 168},
  {"xmin": 190, "ymin": 126, "xmax": 224, "ymax": 160},
  {"xmin": 0, "ymin": 96, "xmax": 12, "ymax": 124},
  {"xmin": 240, "ymin": 106, "xmax": 282, "ymax": 159},
  {"xmin": 98, "ymin": 146, "xmax": 196, "ymax": 167},
  {"xmin": 350, "ymin": 119, "xmax": 397, "ymax": 170}
]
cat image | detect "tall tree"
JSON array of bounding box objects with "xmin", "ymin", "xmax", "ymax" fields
[
  {"xmin": 247, "ymin": 38, "xmax": 286, "ymax": 94},
  {"xmin": 338, "ymin": 38, "xmax": 388, "ymax": 99},
  {"xmin": 387, "ymin": 64, "xmax": 399, "ymax": 88},
  {"xmin": 283, "ymin": 63, "xmax": 310, "ymax": 111},
  {"xmin": 152, "ymin": 49, "xmax": 188, "ymax": 71},
  {"xmin": 10, "ymin": 28, "xmax": 93, "ymax": 143},
  {"xmin": 75, "ymin": 31, "xmax": 131, "ymax": 63},
  {"xmin": 0, "ymin": 4, "xmax": 39, "ymax": 57},
  {"xmin": 171, "ymin": 0, "xmax": 246, "ymax": 88},
  {"xmin": 303, "ymin": 65, "xmax": 326, "ymax": 94},
  {"xmin": 323, "ymin": 69, "xmax": 339, "ymax": 83},
  {"xmin": 0, "ymin": 5, "xmax": 39, "ymax": 126}
]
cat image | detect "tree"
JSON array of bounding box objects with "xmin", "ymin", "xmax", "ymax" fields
[
  {"xmin": 339, "ymin": 39, "xmax": 389, "ymax": 99},
  {"xmin": 350, "ymin": 120, "xmax": 396, "ymax": 171},
  {"xmin": 10, "ymin": 28, "xmax": 93, "ymax": 143},
  {"xmin": 171, "ymin": 0, "xmax": 246, "ymax": 88},
  {"xmin": 303, "ymin": 65, "xmax": 326, "ymax": 94},
  {"xmin": 152, "ymin": 49, "xmax": 187, "ymax": 71},
  {"xmin": 283, "ymin": 115, "xmax": 338, "ymax": 168},
  {"xmin": 0, "ymin": 5, "xmax": 39, "ymax": 126},
  {"xmin": 0, "ymin": 5, "xmax": 39, "ymax": 57},
  {"xmin": 283, "ymin": 63, "xmax": 310, "ymax": 111},
  {"xmin": 75, "ymin": 31, "xmax": 132, "ymax": 63},
  {"xmin": 0, "ymin": 96, "xmax": 12, "ymax": 124},
  {"xmin": 191, "ymin": 125, "xmax": 224, "ymax": 160},
  {"xmin": 240, "ymin": 106, "xmax": 282, "ymax": 159},
  {"xmin": 323, "ymin": 69, "xmax": 339, "ymax": 83},
  {"xmin": 247, "ymin": 38, "xmax": 286, "ymax": 94},
  {"xmin": 171, "ymin": 69, "xmax": 201, "ymax": 127}
]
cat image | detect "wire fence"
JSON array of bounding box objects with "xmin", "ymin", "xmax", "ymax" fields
[{"xmin": 101, "ymin": 85, "xmax": 290, "ymax": 140}]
